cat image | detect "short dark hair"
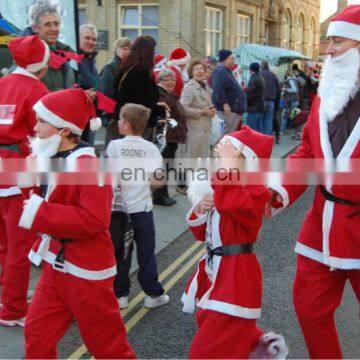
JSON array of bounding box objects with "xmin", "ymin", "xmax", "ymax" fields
[
  {"xmin": 120, "ymin": 103, "xmax": 151, "ymax": 135},
  {"xmin": 292, "ymin": 64, "xmax": 300, "ymax": 71},
  {"xmin": 188, "ymin": 58, "xmax": 206, "ymax": 79}
]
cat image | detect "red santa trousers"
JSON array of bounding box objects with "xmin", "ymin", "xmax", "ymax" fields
[
  {"xmin": 189, "ymin": 309, "xmax": 263, "ymax": 359},
  {"xmin": 25, "ymin": 263, "xmax": 136, "ymax": 359},
  {"xmin": 0, "ymin": 194, "xmax": 36, "ymax": 320},
  {"xmin": 293, "ymin": 254, "xmax": 360, "ymax": 359}
]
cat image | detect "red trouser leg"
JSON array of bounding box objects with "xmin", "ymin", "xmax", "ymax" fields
[
  {"xmin": 293, "ymin": 255, "xmax": 347, "ymax": 359},
  {"xmin": 0, "ymin": 213, "xmax": 7, "ymax": 288},
  {"xmin": 25, "ymin": 267, "xmax": 73, "ymax": 359},
  {"xmin": 66, "ymin": 274, "xmax": 136, "ymax": 359},
  {"xmin": 189, "ymin": 309, "xmax": 263, "ymax": 359},
  {"xmin": 0, "ymin": 195, "xmax": 36, "ymax": 320}
]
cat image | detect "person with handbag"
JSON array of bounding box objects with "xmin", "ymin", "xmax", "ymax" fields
[{"xmin": 114, "ymin": 36, "xmax": 167, "ymax": 143}]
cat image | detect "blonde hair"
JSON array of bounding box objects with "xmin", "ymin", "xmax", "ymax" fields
[
  {"xmin": 113, "ymin": 37, "xmax": 131, "ymax": 53},
  {"xmin": 120, "ymin": 103, "xmax": 151, "ymax": 135}
]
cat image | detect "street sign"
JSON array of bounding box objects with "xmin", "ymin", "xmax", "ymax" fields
[{"xmin": 97, "ymin": 30, "xmax": 109, "ymax": 50}]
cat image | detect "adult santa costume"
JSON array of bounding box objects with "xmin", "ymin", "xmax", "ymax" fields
[
  {"xmin": 18, "ymin": 88, "xmax": 135, "ymax": 359},
  {"xmin": 269, "ymin": 5, "xmax": 360, "ymax": 358},
  {"xmin": 168, "ymin": 47, "xmax": 191, "ymax": 97},
  {"xmin": 0, "ymin": 36, "xmax": 49, "ymax": 326},
  {"xmin": 183, "ymin": 126, "xmax": 288, "ymax": 359}
]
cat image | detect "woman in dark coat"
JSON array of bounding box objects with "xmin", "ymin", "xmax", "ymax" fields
[
  {"xmin": 115, "ymin": 36, "xmax": 166, "ymax": 142},
  {"xmin": 153, "ymin": 69, "xmax": 187, "ymax": 206}
]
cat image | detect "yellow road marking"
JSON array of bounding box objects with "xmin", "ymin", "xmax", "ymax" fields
[{"xmin": 68, "ymin": 241, "xmax": 203, "ymax": 359}]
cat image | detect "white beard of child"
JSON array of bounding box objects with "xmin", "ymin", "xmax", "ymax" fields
[
  {"xmin": 319, "ymin": 47, "xmax": 360, "ymax": 123},
  {"xmin": 29, "ymin": 133, "xmax": 62, "ymax": 158}
]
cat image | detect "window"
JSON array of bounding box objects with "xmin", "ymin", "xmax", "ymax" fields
[
  {"xmin": 308, "ymin": 18, "xmax": 317, "ymax": 58},
  {"xmin": 78, "ymin": 7, "xmax": 87, "ymax": 26},
  {"xmin": 204, "ymin": 6, "xmax": 223, "ymax": 56},
  {"xmin": 297, "ymin": 14, "xmax": 305, "ymax": 54},
  {"xmin": 236, "ymin": 14, "xmax": 252, "ymax": 46},
  {"xmin": 119, "ymin": 4, "xmax": 159, "ymax": 42},
  {"xmin": 283, "ymin": 9, "xmax": 292, "ymax": 49}
]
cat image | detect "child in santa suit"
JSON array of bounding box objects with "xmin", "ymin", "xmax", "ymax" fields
[
  {"xmin": 0, "ymin": 36, "xmax": 49, "ymax": 326},
  {"xmin": 182, "ymin": 126, "xmax": 289, "ymax": 359},
  {"xmin": 18, "ymin": 88, "xmax": 135, "ymax": 359}
]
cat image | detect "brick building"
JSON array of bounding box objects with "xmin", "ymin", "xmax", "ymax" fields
[
  {"xmin": 319, "ymin": 0, "xmax": 348, "ymax": 57},
  {"xmin": 78, "ymin": 0, "xmax": 321, "ymax": 68}
]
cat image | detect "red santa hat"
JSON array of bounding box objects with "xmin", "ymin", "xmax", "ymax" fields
[
  {"xmin": 168, "ymin": 48, "xmax": 191, "ymax": 66},
  {"xmin": 154, "ymin": 54, "xmax": 167, "ymax": 68},
  {"xmin": 33, "ymin": 89, "xmax": 102, "ymax": 136},
  {"xmin": 8, "ymin": 35, "xmax": 50, "ymax": 73},
  {"xmin": 222, "ymin": 126, "xmax": 274, "ymax": 158},
  {"xmin": 327, "ymin": 5, "xmax": 360, "ymax": 42}
]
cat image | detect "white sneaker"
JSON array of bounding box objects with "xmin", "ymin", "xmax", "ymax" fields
[
  {"xmin": 118, "ymin": 296, "xmax": 129, "ymax": 309},
  {"xmin": 143, "ymin": 294, "xmax": 170, "ymax": 309},
  {"xmin": 0, "ymin": 317, "xmax": 26, "ymax": 327}
]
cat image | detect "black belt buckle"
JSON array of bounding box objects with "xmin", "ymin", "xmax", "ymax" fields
[{"xmin": 53, "ymin": 249, "xmax": 66, "ymax": 273}]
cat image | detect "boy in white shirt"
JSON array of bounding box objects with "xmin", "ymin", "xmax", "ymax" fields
[{"xmin": 106, "ymin": 103, "xmax": 170, "ymax": 309}]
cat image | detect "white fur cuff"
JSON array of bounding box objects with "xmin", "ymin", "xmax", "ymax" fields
[
  {"xmin": 269, "ymin": 185, "xmax": 289, "ymax": 208},
  {"xmin": 19, "ymin": 194, "xmax": 44, "ymax": 229},
  {"xmin": 186, "ymin": 207, "xmax": 208, "ymax": 227}
]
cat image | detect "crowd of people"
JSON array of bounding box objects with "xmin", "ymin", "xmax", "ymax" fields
[{"xmin": 0, "ymin": 0, "xmax": 359, "ymax": 359}]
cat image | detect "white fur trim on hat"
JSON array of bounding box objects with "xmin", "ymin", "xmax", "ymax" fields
[
  {"xmin": 26, "ymin": 41, "xmax": 50, "ymax": 73},
  {"xmin": 90, "ymin": 117, "xmax": 102, "ymax": 131},
  {"xmin": 171, "ymin": 52, "xmax": 191, "ymax": 66},
  {"xmin": 327, "ymin": 21, "xmax": 360, "ymax": 42},
  {"xmin": 222, "ymin": 136, "xmax": 257, "ymax": 159},
  {"xmin": 33, "ymin": 100, "xmax": 83, "ymax": 135}
]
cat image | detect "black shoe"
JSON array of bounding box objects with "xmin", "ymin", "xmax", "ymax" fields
[{"xmin": 153, "ymin": 196, "xmax": 177, "ymax": 206}]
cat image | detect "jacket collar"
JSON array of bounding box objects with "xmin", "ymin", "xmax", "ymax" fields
[{"xmin": 13, "ymin": 67, "xmax": 38, "ymax": 80}]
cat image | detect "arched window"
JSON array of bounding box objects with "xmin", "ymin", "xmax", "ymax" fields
[
  {"xmin": 297, "ymin": 14, "xmax": 305, "ymax": 53},
  {"xmin": 308, "ymin": 17, "xmax": 317, "ymax": 58},
  {"xmin": 283, "ymin": 9, "xmax": 292, "ymax": 49}
]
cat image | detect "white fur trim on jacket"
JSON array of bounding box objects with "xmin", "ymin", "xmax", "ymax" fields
[
  {"xmin": 186, "ymin": 207, "xmax": 208, "ymax": 227},
  {"xmin": 19, "ymin": 194, "xmax": 44, "ymax": 229}
]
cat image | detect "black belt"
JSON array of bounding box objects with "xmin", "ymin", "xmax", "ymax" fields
[
  {"xmin": 0, "ymin": 143, "xmax": 20, "ymax": 153},
  {"xmin": 320, "ymin": 185, "xmax": 360, "ymax": 218},
  {"xmin": 206, "ymin": 244, "xmax": 253, "ymax": 262},
  {"xmin": 53, "ymin": 239, "xmax": 73, "ymax": 271}
]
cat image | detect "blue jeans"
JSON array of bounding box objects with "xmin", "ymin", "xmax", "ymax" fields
[
  {"xmin": 281, "ymin": 100, "xmax": 299, "ymax": 132},
  {"xmin": 246, "ymin": 113, "xmax": 264, "ymax": 133},
  {"xmin": 263, "ymin": 100, "xmax": 275, "ymax": 135}
]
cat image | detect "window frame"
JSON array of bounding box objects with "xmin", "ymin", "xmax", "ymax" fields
[
  {"xmin": 204, "ymin": 6, "xmax": 223, "ymax": 56},
  {"xmin": 236, "ymin": 13, "xmax": 252, "ymax": 46},
  {"xmin": 118, "ymin": 3, "xmax": 159, "ymax": 40}
]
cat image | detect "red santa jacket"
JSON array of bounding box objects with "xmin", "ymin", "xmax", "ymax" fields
[
  {"xmin": 0, "ymin": 67, "xmax": 49, "ymax": 197},
  {"xmin": 270, "ymin": 95, "xmax": 360, "ymax": 270},
  {"xmin": 168, "ymin": 65, "xmax": 184, "ymax": 98},
  {"xmin": 182, "ymin": 182, "xmax": 270, "ymax": 319},
  {"xmin": 18, "ymin": 147, "xmax": 116, "ymax": 281}
]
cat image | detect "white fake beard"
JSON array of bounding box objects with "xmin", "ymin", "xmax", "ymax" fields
[
  {"xmin": 319, "ymin": 47, "xmax": 360, "ymax": 123},
  {"xmin": 187, "ymin": 177, "xmax": 213, "ymax": 206},
  {"xmin": 29, "ymin": 134, "xmax": 62, "ymax": 158}
]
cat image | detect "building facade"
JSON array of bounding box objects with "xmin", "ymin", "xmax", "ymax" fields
[
  {"xmin": 78, "ymin": 0, "xmax": 321, "ymax": 68},
  {"xmin": 319, "ymin": 0, "xmax": 348, "ymax": 57}
]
